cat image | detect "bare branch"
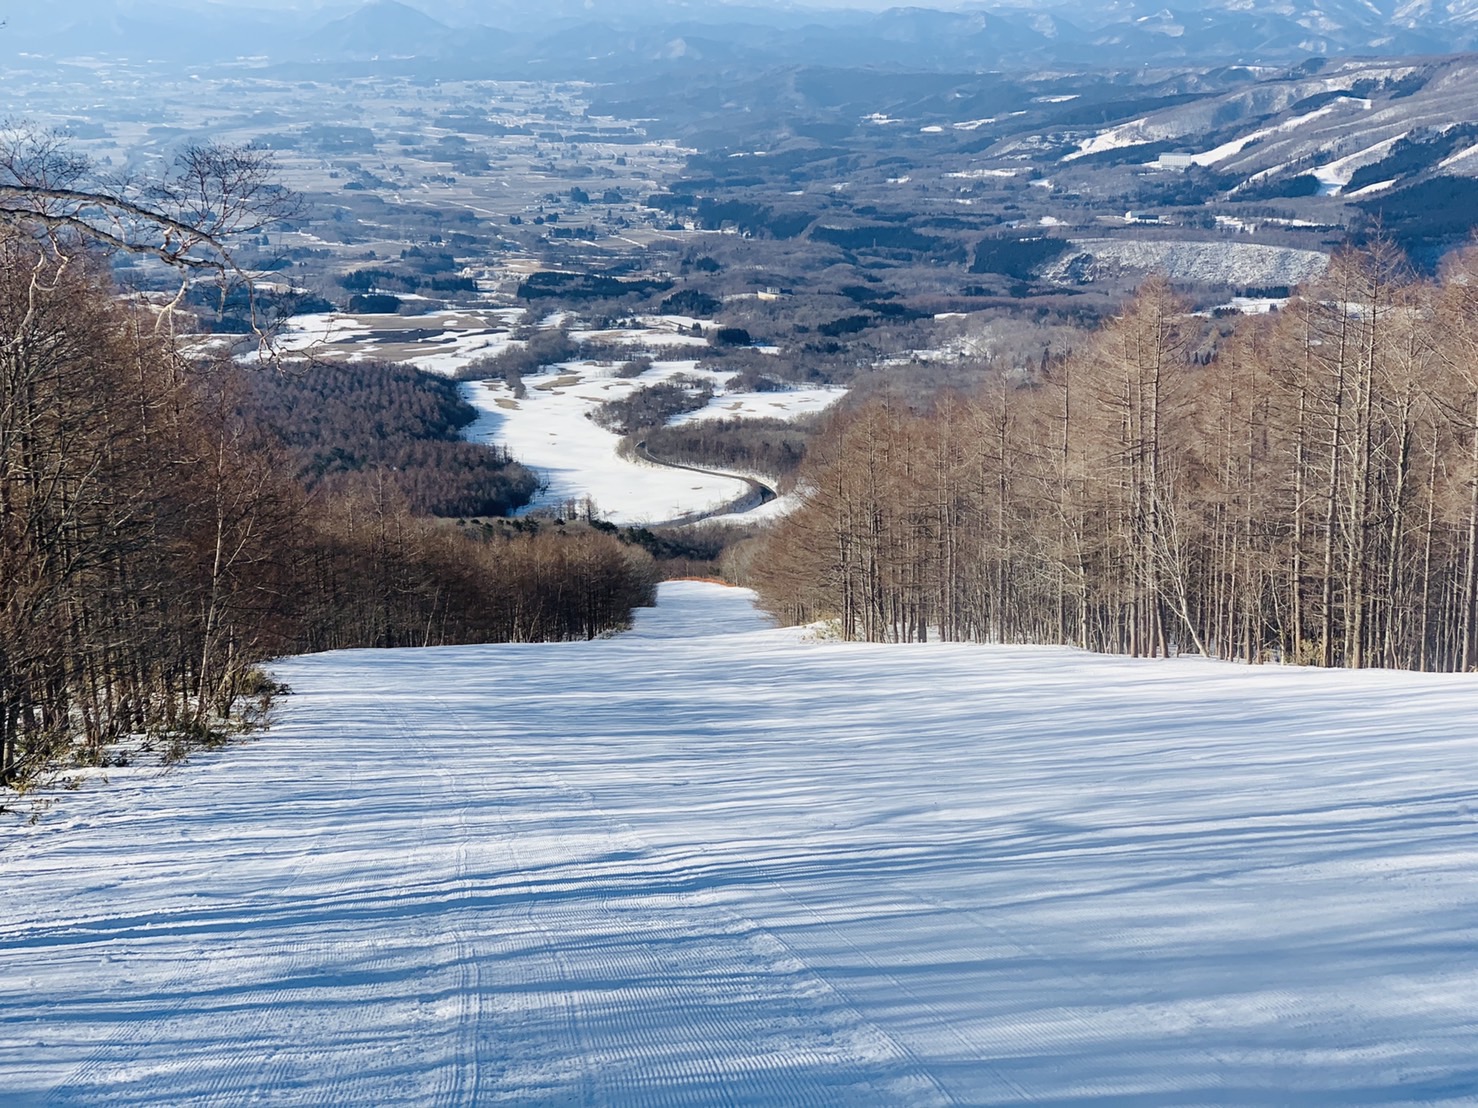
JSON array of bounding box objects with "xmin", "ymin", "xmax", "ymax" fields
[{"xmin": 0, "ymin": 123, "xmax": 301, "ymax": 348}]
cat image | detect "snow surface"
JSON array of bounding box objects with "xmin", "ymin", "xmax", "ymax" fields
[
  {"xmin": 1207, "ymin": 296, "xmax": 1290, "ymax": 315},
  {"xmin": 1152, "ymin": 104, "xmax": 1343, "ymax": 168},
  {"xmin": 668, "ymin": 386, "xmax": 846, "ymax": 426},
  {"xmin": 1440, "ymin": 141, "xmax": 1478, "ymax": 170},
  {"xmin": 1064, "ymin": 117, "xmax": 1154, "ymax": 161},
  {"xmin": 460, "ymin": 363, "xmax": 837, "ymax": 524},
  {"xmin": 7, "ymin": 580, "xmax": 1478, "ymax": 1104},
  {"xmin": 265, "ymin": 309, "xmax": 524, "ymax": 375},
  {"xmin": 459, "ymin": 365, "xmax": 752, "ymax": 525},
  {"xmin": 266, "ymin": 310, "xmax": 375, "ymax": 352},
  {"xmin": 261, "ymin": 313, "xmax": 841, "ymax": 525},
  {"xmin": 1311, "ymin": 132, "xmax": 1409, "ymax": 196},
  {"xmin": 1046, "ymin": 238, "xmax": 1329, "ymax": 287}
]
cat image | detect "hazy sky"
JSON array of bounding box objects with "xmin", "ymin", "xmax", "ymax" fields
[{"xmin": 212, "ymin": 0, "xmax": 981, "ymax": 13}]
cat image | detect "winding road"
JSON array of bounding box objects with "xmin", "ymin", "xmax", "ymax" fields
[{"xmin": 634, "ymin": 439, "xmax": 777, "ymax": 526}]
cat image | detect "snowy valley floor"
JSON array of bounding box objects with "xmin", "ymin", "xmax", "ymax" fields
[{"xmin": 5, "ymin": 582, "xmax": 1478, "ymax": 1105}]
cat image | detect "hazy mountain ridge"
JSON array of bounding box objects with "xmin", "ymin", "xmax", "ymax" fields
[
  {"xmin": 313, "ymin": 0, "xmax": 459, "ymax": 56},
  {"xmin": 589, "ymin": 48, "xmax": 1478, "ymax": 281},
  {"xmin": 8, "ymin": 0, "xmax": 1478, "ymax": 70}
]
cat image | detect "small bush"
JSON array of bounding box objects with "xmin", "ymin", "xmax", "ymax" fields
[{"xmin": 616, "ymin": 356, "xmax": 653, "ymax": 379}]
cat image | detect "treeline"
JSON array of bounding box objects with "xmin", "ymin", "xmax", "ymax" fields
[
  {"xmin": 639, "ymin": 417, "xmax": 810, "ymax": 482},
  {"xmin": 971, "ymin": 236, "xmax": 1070, "ymax": 280},
  {"xmin": 590, "ymin": 377, "xmax": 715, "ymax": 436},
  {"xmin": 453, "ymin": 327, "xmax": 580, "ymax": 387},
  {"xmin": 754, "ymin": 244, "xmax": 1478, "ymax": 671},
  {"xmin": 645, "ymin": 194, "xmax": 816, "ymax": 240},
  {"xmin": 1, "ymin": 241, "xmax": 656, "ymax": 786},
  {"xmin": 288, "ymin": 505, "xmax": 658, "ymax": 654},
  {"xmin": 243, "ymin": 360, "xmax": 539, "ymax": 517},
  {"xmin": 182, "ymin": 284, "xmax": 335, "ymax": 334},
  {"xmin": 341, "ymin": 266, "xmax": 476, "ymax": 295},
  {"xmin": 516, "ymin": 271, "xmax": 672, "ymax": 302}
]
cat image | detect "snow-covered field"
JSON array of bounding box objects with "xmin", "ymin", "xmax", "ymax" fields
[
  {"xmin": 267, "ymin": 309, "xmax": 525, "ymax": 373},
  {"xmin": 264, "ymin": 310, "xmax": 842, "ymax": 525},
  {"xmin": 459, "ymin": 365, "xmax": 752, "ymax": 525},
  {"xmin": 1046, "ymin": 238, "xmax": 1329, "ymax": 287},
  {"xmin": 7, "ymin": 581, "xmax": 1478, "ymax": 1105},
  {"xmin": 460, "ymin": 364, "xmax": 840, "ymax": 524}
]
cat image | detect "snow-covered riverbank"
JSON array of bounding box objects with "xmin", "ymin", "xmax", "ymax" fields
[{"xmin": 6, "ymin": 582, "xmax": 1478, "ymax": 1104}]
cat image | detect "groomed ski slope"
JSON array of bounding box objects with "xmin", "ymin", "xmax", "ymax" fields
[{"xmin": 6, "ymin": 582, "xmax": 1478, "ymax": 1105}]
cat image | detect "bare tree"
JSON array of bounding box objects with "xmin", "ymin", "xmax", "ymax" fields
[
  {"xmin": 0, "ymin": 124, "xmax": 298, "ymax": 344},
  {"xmin": 754, "ymin": 251, "xmax": 1478, "ymax": 674}
]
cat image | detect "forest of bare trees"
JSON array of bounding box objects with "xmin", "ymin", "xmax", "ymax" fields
[
  {"xmin": 243, "ymin": 357, "xmax": 539, "ymax": 517},
  {"xmin": 0, "ymin": 237, "xmax": 655, "ymax": 788},
  {"xmin": 754, "ymin": 243, "xmax": 1478, "ymax": 672}
]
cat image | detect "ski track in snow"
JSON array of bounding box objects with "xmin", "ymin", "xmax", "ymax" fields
[{"xmin": 6, "ymin": 582, "xmax": 1478, "ymax": 1104}]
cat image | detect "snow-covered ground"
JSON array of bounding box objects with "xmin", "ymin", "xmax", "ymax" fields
[
  {"xmin": 668, "ymin": 386, "xmax": 845, "ymax": 427},
  {"xmin": 1310, "ymin": 132, "xmax": 1409, "ymax": 196},
  {"xmin": 1064, "ymin": 116, "xmax": 1157, "ymax": 161},
  {"xmin": 1045, "ymin": 238, "xmax": 1329, "ymax": 287},
  {"xmin": 7, "ymin": 581, "xmax": 1478, "ymax": 1105},
  {"xmin": 460, "ymin": 362, "xmax": 838, "ymax": 524},
  {"xmin": 459, "ymin": 365, "xmax": 751, "ymax": 525},
  {"xmin": 1150, "ymin": 103, "xmax": 1345, "ymax": 168},
  {"xmin": 263, "ymin": 311, "xmax": 841, "ymax": 525},
  {"xmin": 1206, "ymin": 295, "xmax": 1289, "ymax": 315},
  {"xmin": 267, "ymin": 309, "xmax": 525, "ymax": 373}
]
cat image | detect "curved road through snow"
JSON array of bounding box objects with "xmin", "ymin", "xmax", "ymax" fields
[{"xmin": 633, "ymin": 439, "xmax": 777, "ymax": 527}]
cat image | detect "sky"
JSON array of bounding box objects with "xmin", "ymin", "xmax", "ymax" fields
[{"xmin": 186, "ymin": 0, "xmax": 982, "ymax": 14}]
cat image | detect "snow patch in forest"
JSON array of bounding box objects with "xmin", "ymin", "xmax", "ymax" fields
[{"xmin": 1310, "ymin": 131, "xmax": 1408, "ymax": 195}]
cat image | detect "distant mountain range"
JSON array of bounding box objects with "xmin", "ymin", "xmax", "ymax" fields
[{"xmin": 13, "ymin": 0, "xmax": 1478, "ymax": 72}]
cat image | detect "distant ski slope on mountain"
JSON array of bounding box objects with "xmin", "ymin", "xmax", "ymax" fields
[
  {"xmin": 1056, "ymin": 55, "xmax": 1478, "ymax": 197},
  {"xmin": 5, "ymin": 581, "xmax": 1478, "ymax": 1104}
]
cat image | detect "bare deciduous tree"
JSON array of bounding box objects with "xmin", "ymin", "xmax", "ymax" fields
[
  {"xmin": 752, "ymin": 244, "xmax": 1478, "ymax": 674},
  {"xmin": 0, "ymin": 125, "xmax": 298, "ymax": 344}
]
